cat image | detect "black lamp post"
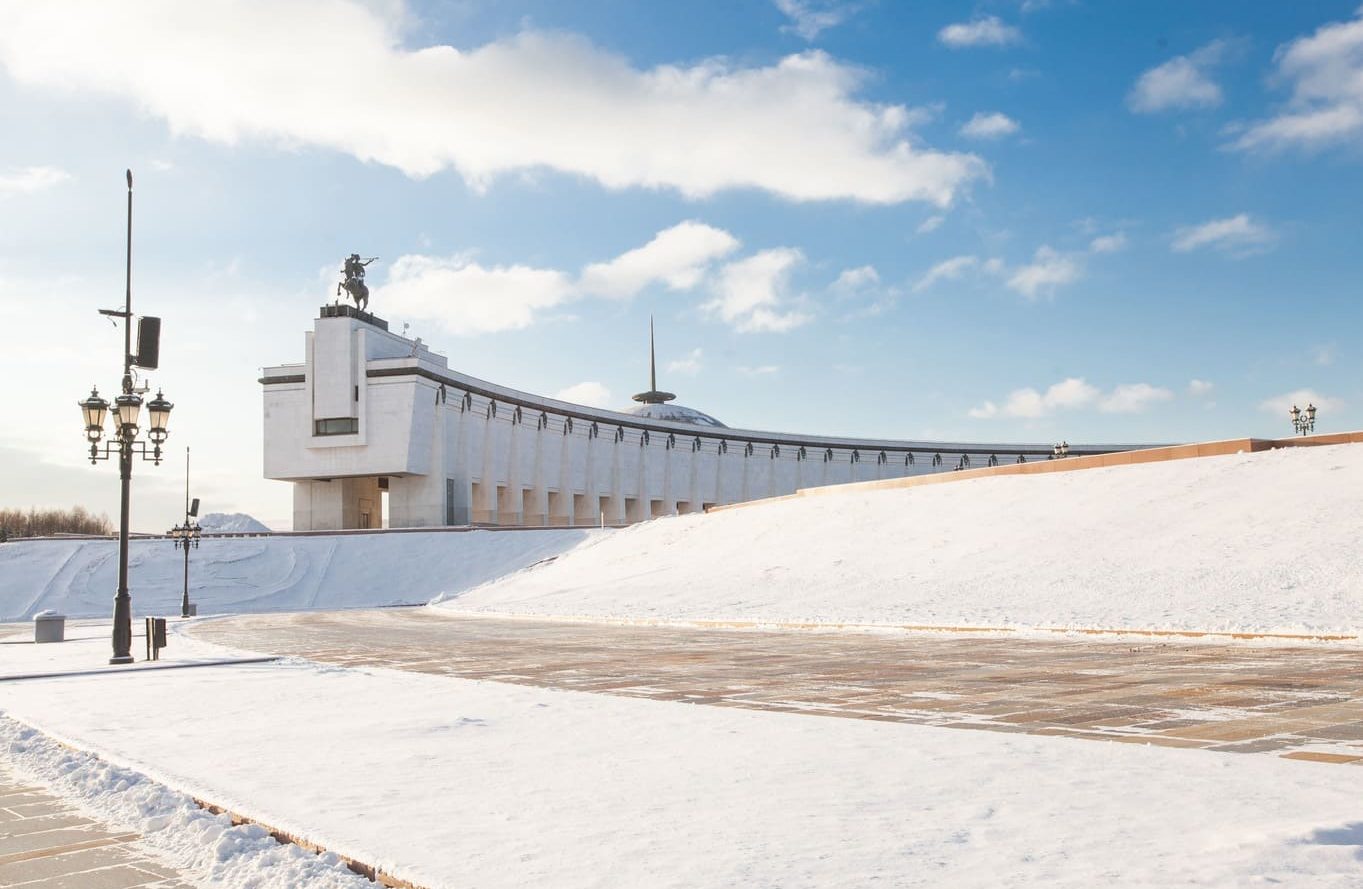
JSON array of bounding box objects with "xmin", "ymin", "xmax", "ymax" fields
[
  {"xmin": 79, "ymin": 170, "xmax": 172, "ymax": 664},
  {"xmin": 1289, "ymin": 403, "xmax": 1317, "ymax": 436},
  {"xmin": 168, "ymin": 446, "xmax": 201, "ymax": 618}
]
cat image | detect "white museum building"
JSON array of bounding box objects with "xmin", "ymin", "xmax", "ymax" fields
[{"xmin": 262, "ymin": 305, "xmax": 1138, "ymax": 530}]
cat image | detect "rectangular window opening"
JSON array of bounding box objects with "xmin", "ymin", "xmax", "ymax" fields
[{"xmin": 314, "ymin": 417, "xmax": 359, "ymax": 436}]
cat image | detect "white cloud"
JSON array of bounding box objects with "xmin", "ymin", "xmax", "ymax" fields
[
  {"xmin": 379, "ymin": 220, "xmax": 741, "ymax": 333},
  {"xmin": 1259, "ymin": 389, "xmax": 1342, "ymax": 415},
  {"xmin": 553, "ymin": 381, "xmax": 612, "ymax": 408},
  {"xmin": 1005, "ymin": 246, "xmax": 1080, "ymax": 298},
  {"xmin": 377, "ymin": 255, "xmax": 574, "ymax": 335},
  {"xmin": 831, "ymin": 264, "xmax": 898, "ymax": 318},
  {"xmin": 0, "ymin": 165, "xmax": 70, "ymax": 196},
  {"xmin": 938, "ymin": 16, "xmax": 1022, "ymax": 49},
  {"xmin": 971, "ymin": 378, "xmax": 1173, "ymax": 419},
  {"xmin": 913, "ymin": 255, "xmax": 978, "ymax": 292},
  {"xmin": 1089, "ymin": 232, "xmax": 1128, "ymax": 253},
  {"xmin": 1313, "ymin": 344, "xmax": 1336, "ymax": 367},
  {"xmin": 703, "ymin": 248, "xmax": 812, "ymax": 333},
  {"xmin": 1171, "ymin": 214, "xmax": 1274, "ymax": 255},
  {"xmin": 916, "ymin": 214, "xmax": 945, "ymax": 234},
  {"xmin": 831, "ymin": 265, "xmax": 880, "ymax": 294},
  {"xmin": 738, "ymin": 365, "xmax": 781, "ymax": 376},
  {"xmin": 1099, "ymin": 383, "xmax": 1173, "ymax": 414},
  {"xmin": 998, "ymin": 378, "xmax": 1098, "ymax": 418},
  {"xmin": 773, "ymin": 0, "xmax": 852, "ymax": 40},
  {"xmin": 667, "ymin": 348, "xmax": 704, "ymax": 376},
  {"xmin": 578, "ymin": 221, "xmax": 739, "ymax": 299},
  {"xmin": 1188, "ymin": 379, "xmax": 1215, "ymax": 397},
  {"xmin": 959, "ymin": 112, "xmax": 1020, "ymax": 139},
  {"xmin": 0, "ymin": 2, "xmax": 985, "ymax": 206},
  {"xmin": 1127, "ymin": 40, "xmax": 1229, "ymax": 113},
  {"xmin": 1233, "ymin": 10, "xmax": 1363, "ymax": 151}
]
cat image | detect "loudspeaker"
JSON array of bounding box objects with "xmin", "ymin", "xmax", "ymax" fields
[
  {"xmin": 189, "ymin": 497, "xmax": 200, "ymax": 517},
  {"xmin": 135, "ymin": 316, "xmax": 161, "ymax": 369}
]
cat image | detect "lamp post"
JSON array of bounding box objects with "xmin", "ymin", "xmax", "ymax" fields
[
  {"xmin": 1290, "ymin": 403, "xmax": 1317, "ymax": 436},
  {"xmin": 78, "ymin": 170, "xmax": 172, "ymax": 664},
  {"xmin": 168, "ymin": 447, "xmax": 201, "ymax": 618}
]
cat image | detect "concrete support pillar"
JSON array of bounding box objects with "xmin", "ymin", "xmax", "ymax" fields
[
  {"xmin": 552, "ymin": 422, "xmax": 573, "ymax": 526},
  {"xmin": 528, "ymin": 417, "xmax": 549, "ymax": 526},
  {"xmin": 477, "ymin": 408, "xmax": 497, "ymax": 524},
  {"xmin": 607, "ymin": 431, "xmax": 626, "ymax": 525}
]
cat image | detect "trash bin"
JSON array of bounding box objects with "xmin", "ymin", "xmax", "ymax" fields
[{"xmin": 33, "ymin": 611, "xmax": 66, "ymax": 644}]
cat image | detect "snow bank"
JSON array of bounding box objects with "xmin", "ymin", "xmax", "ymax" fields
[
  {"xmin": 3, "ymin": 629, "xmax": 1363, "ymax": 888},
  {"xmin": 0, "ymin": 529, "xmax": 598, "ymax": 620},
  {"xmin": 199, "ymin": 511, "xmax": 271, "ymax": 533},
  {"xmin": 440, "ymin": 444, "xmax": 1363, "ymax": 635},
  {"xmin": 0, "ymin": 715, "xmax": 372, "ymax": 889}
]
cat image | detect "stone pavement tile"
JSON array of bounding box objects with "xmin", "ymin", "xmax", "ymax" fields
[
  {"xmin": 13, "ymin": 863, "xmax": 173, "ymax": 889},
  {"xmin": 1281, "ymin": 751, "xmax": 1363, "ymax": 764},
  {"xmin": 0, "ymin": 845, "xmax": 135, "ymax": 885},
  {"xmin": 193, "ymin": 609, "xmax": 1363, "ymax": 765},
  {"xmin": 0, "ymin": 765, "xmax": 200, "ymax": 889},
  {"xmin": 0, "ymin": 825, "xmax": 132, "ymax": 859}
]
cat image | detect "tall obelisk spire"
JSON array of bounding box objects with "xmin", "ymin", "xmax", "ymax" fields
[{"xmin": 632, "ymin": 315, "xmax": 676, "ymax": 405}]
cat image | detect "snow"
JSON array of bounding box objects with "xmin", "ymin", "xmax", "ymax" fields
[
  {"xmin": 2, "ymin": 623, "xmax": 1363, "ymax": 888},
  {"xmin": 0, "ymin": 717, "xmax": 374, "ymax": 889},
  {"xmin": 440, "ymin": 444, "xmax": 1363, "ymax": 635},
  {"xmin": 0, "ymin": 529, "xmax": 598, "ymax": 621},
  {"xmin": 198, "ymin": 512, "xmax": 272, "ymax": 533}
]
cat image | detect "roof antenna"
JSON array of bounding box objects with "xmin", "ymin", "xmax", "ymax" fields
[{"xmin": 631, "ymin": 315, "xmax": 675, "ymax": 405}]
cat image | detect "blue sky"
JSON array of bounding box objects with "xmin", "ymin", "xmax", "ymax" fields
[{"xmin": 1, "ymin": 0, "xmax": 1360, "ymax": 528}]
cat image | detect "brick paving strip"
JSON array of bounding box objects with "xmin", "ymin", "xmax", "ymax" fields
[
  {"xmin": 194, "ymin": 609, "xmax": 1363, "ymax": 763},
  {"xmin": 0, "ymin": 760, "xmax": 196, "ymax": 889}
]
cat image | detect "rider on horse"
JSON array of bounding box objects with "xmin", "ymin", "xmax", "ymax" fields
[{"xmin": 338, "ymin": 254, "xmax": 377, "ymax": 311}]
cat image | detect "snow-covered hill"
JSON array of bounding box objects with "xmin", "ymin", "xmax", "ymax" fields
[
  {"xmin": 438, "ymin": 443, "xmax": 1363, "ymax": 636},
  {"xmin": 0, "ymin": 529, "xmax": 597, "ymax": 620},
  {"xmin": 199, "ymin": 512, "xmax": 271, "ymax": 533}
]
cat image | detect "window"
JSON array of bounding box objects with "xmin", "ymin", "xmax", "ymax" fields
[{"xmin": 314, "ymin": 417, "xmax": 358, "ymax": 436}]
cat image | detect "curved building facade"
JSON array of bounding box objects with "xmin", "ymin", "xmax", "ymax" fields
[{"xmin": 262, "ymin": 307, "xmax": 1145, "ymax": 530}]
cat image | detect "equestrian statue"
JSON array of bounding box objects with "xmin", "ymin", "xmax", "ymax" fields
[{"xmin": 338, "ymin": 254, "xmax": 378, "ymax": 312}]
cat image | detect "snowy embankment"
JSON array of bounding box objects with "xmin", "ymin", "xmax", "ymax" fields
[
  {"xmin": 2, "ymin": 625, "xmax": 1363, "ymax": 889},
  {"xmin": 440, "ymin": 444, "xmax": 1363, "ymax": 635},
  {"xmin": 0, "ymin": 716, "xmax": 372, "ymax": 889},
  {"xmin": 0, "ymin": 529, "xmax": 597, "ymax": 621}
]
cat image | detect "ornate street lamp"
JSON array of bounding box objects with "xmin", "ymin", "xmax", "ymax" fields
[
  {"xmin": 78, "ymin": 170, "xmax": 172, "ymax": 664},
  {"xmin": 1289, "ymin": 403, "xmax": 1317, "ymax": 437},
  {"xmin": 167, "ymin": 446, "xmax": 201, "ymax": 618}
]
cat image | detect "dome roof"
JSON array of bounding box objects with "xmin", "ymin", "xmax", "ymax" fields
[{"xmin": 622, "ymin": 402, "xmax": 727, "ymax": 428}]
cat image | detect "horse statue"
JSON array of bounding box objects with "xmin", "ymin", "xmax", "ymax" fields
[{"xmin": 338, "ymin": 254, "xmax": 378, "ymax": 311}]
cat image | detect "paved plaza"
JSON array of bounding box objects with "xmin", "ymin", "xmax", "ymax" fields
[
  {"xmin": 0, "ymin": 762, "xmax": 194, "ymax": 889},
  {"xmin": 195, "ymin": 609, "xmax": 1363, "ymax": 763}
]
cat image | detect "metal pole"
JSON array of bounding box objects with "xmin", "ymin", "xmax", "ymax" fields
[
  {"xmin": 110, "ymin": 169, "xmax": 135, "ymax": 664},
  {"xmin": 181, "ymin": 446, "xmax": 191, "ymax": 618}
]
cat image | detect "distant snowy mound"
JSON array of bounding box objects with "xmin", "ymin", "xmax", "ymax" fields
[{"xmin": 199, "ymin": 512, "xmax": 271, "ymax": 534}]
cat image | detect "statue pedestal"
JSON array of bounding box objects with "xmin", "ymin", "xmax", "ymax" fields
[{"xmin": 319, "ymin": 303, "xmax": 388, "ymax": 331}]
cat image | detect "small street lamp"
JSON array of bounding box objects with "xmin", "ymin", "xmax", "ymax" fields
[
  {"xmin": 1051, "ymin": 441, "xmax": 1070, "ymax": 459},
  {"xmin": 167, "ymin": 447, "xmax": 201, "ymax": 618},
  {"xmin": 1289, "ymin": 403, "xmax": 1317, "ymax": 436},
  {"xmin": 79, "ymin": 170, "xmax": 173, "ymax": 664}
]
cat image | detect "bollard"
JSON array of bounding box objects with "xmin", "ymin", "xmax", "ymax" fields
[
  {"xmin": 33, "ymin": 611, "xmax": 66, "ymax": 644},
  {"xmin": 144, "ymin": 617, "xmax": 168, "ymax": 661}
]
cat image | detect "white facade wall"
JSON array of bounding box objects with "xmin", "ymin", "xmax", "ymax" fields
[{"xmin": 263, "ymin": 311, "xmax": 1140, "ymax": 530}]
